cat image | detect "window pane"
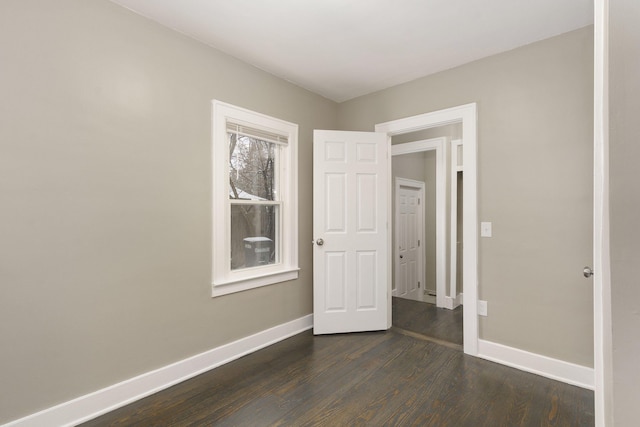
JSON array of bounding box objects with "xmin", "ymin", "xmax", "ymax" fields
[
  {"xmin": 230, "ymin": 204, "xmax": 278, "ymax": 270},
  {"xmin": 229, "ymin": 133, "xmax": 277, "ymax": 201}
]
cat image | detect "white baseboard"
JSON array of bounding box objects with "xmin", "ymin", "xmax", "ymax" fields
[
  {"xmin": 443, "ymin": 293, "xmax": 463, "ymax": 310},
  {"xmin": 478, "ymin": 339, "xmax": 594, "ymax": 390},
  {"xmin": 4, "ymin": 314, "xmax": 314, "ymax": 427},
  {"xmin": 443, "ymin": 296, "xmax": 454, "ymax": 309},
  {"xmin": 456, "ymin": 292, "xmax": 463, "ymax": 306}
]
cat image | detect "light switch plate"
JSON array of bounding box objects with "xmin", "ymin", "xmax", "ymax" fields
[
  {"xmin": 481, "ymin": 222, "xmax": 492, "ymax": 237},
  {"xmin": 478, "ymin": 300, "xmax": 488, "ymax": 316}
]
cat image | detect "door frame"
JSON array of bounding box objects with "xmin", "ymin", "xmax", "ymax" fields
[
  {"xmin": 392, "ymin": 138, "xmax": 447, "ymax": 308},
  {"xmin": 393, "ymin": 177, "xmax": 426, "ymax": 301},
  {"xmin": 449, "ymin": 139, "xmax": 464, "ymax": 309},
  {"xmin": 593, "ymin": 0, "xmax": 612, "ymax": 425},
  {"xmin": 376, "ymin": 103, "xmax": 478, "ymax": 356}
]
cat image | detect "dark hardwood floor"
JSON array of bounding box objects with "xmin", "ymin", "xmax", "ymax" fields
[
  {"xmin": 392, "ymin": 297, "xmax": 463, "ymax": 347},
  {"xmin": 81, "ymin": 329, "xmax": 594, "ymax": 426}
]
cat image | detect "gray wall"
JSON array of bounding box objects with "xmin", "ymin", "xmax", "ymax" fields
[
  {"xmin": 0, "ymin": 1, "xmax": 336, "ymax": 423},
  {"xmin": 610, "ymin": 0, "xmax": 640, "ymax": 424},
  {"xmin": 338, "ymin": 27, "xmax": 595, "ymax": 366}
]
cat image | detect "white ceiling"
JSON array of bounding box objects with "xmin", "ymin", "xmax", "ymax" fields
[{"xmin": 110, "ymin": 0, "xmax": 593, "ymax": 103}]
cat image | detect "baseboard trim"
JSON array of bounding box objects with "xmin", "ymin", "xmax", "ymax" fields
[
  {"xmin": 478, "ymin": 339, "xmax": 594, "ymax": 390},
  {"xmin": 4, "ymin": 314, "xmax": 314, "ymax": 427},
  {"xmin": 443, "ymin": 293, "xmax": 463, "ymax": 310},
  {"xmin": 443, "ymin": 296, "xmax": 454, "ymax": 309}
]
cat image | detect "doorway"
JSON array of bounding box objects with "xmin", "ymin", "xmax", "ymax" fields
[
  {"xmin": 391, "ymin": 130, "xmax": 463, "ymax": 346},
  {"xmin": 391, "ymin": 139, "xmax": 445, "ymax": 306},
  {"xmin": 376, "ymin": 103, "xmax": 478, "ymax": 355},
  {"xmin": 312, "ymin": 104, "xmax": 477, "ymax": 353}
]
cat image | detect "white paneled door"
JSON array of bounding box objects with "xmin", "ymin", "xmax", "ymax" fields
[
  {"xmin": 313, "ymin": 130, "xmax": 389, "ymax": 334},
  {"xmin": 395, "ymin": 181, "xmax": 424, "ymax": 302}
]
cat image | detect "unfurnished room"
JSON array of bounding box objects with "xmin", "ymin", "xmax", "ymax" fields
[{"xmin": 1, "ymin": 1, "xmax": 639, "ymax": 426}]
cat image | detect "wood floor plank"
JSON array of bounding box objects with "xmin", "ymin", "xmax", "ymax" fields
[
  {"xmin": 392, "ymin": 297, "xmax": 463, "ymax": 346},
  {"xmin": 266, "ymin": 332, "xmax": 411, "ymax": 426},
  {"xmin": 302, "ymin": 336, "xmax": 436, "ymax": 425},
  {"xmin": 81, "ymin": 330, "xmax": 594, "ymax": 427},
  {"xmin": 151, "ymin": 332, "xmax": 377, "ymax": 426}
]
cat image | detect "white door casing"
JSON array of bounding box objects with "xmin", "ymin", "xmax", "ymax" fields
[
  {"xmin": 593, "ymin": 0, "xmax": 612, "ymax": 425},
  {"xmin": 313, "ymin": 130, "xmax": 389, "ymax": 334},
  {"xmin": 377, "ymin": 103, "xmax": 478, "ymax": 355},
  {"xmin": 395, "ymin": 179, "xmax": 425, "ymax": 302},
  {"xmin": 449, "ymin": 139, "xmax": 463, "ymax": 308}
]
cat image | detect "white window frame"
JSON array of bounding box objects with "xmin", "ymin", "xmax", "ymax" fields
[{"xmin": 212, "ymin": 100, "xmax": 299, "ymax": 297}]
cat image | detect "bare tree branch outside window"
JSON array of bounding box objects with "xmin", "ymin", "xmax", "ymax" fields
[{"xmin": 229, "ymin": 133, "xmax": 278, "ymax": 269}]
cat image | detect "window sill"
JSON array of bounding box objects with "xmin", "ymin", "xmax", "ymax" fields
[{"xmin": 212, "ymin": 268, "xmax": 300, "ymax": 297}]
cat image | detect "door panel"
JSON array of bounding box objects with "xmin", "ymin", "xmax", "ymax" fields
[
  {"xmin": 325, "ymin": 173, "xmax": 346, "ymax": 232},
  {"xmin": 356, "ymin": 251, "xmax": 377, "ymax": 308},
  {"xmin": 313, "ymin": 130, "xmax": 388, "ymax": 334},
  {"xmin": 325, "ymin": 252, "xmax": 346, "ymax": 311}
]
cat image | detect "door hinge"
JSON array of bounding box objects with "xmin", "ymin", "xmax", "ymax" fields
[
  {"xmin": 418, "ymin": 239, "xmax": 421, "ymax": 247},
  {"xmin": 418, "ymin": 281, "xmax": 421, "ymax": 288}
]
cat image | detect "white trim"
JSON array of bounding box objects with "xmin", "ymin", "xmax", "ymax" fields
[
  {"xmin": 394, "ymin": 177, "xmax": 426, "ymax": 301},
  {"xmin": 212, "ymin": 268, "xmax": 300, "ymax": 296},
  {"xmin": 4, "ymin": 315, "xmax": 313, "ymax": 427},
  {"xmin": 211, "ymin": 100, "xmax": 299, "ymax": 296},
  {"xmin": 443, "ymin": 293, "xmax": 463, "ymax": 310},
  {"xmin": 478, "ymin": 340, "xmax": 595, "ymax": 390},
  {"xmin": 391, "ymin": 138, "xmax": 447, "ymax": 308},
  {"xmin": 376, "ymin": 103, "xmax": 479, "ymax": 356},
  {"xmin": 391, "ymin": 139, "xmax": 442, "ymax": 156},
  {"xmin": 593, "ymin": 1, "xmax": 613, "ymax": 425},
  {"xmin": 449, "ymin": 139, "xmax": 463, "ymax": 308},
  {"xmin": 443, "ymin": 296, "xmax": 455, "ymax": 309}
]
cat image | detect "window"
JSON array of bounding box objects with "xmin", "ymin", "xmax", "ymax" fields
[{"xmin": 212, "ymin": 101, "xmax": 298, "ymax": 296}]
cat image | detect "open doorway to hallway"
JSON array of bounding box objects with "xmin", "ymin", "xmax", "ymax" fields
[{"xmin": 391, "ymin": 124, "xmax": 464, "ymax": 348}]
